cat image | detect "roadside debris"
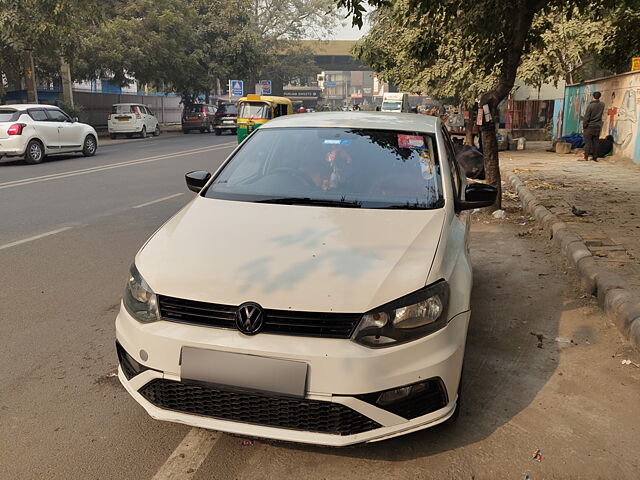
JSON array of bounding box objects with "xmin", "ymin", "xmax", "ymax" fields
[
  {"xmin": 554, "ymin": 337, "xmax": 571, "ymax": 343},
  {"xmin": 571, "ymin": 206, "xmax": 588, "ymax": 217},
  {"xmin": 621, "ymin": 359, "xmax": 640, "ymax": 367},
  {"xmin": 492, "ymin": 209, "xmax": 506, "ymax": 219},
  {"xmin": 241, "ymin": 439, "xmax": 254, "ymax": 446},
  {"xmin": 531, "ymin": 449, "xmax": 543, "ymax": 462},
  {"xmin": 530, "ymin": 332, "xmax": 545, "ymax": 348}
]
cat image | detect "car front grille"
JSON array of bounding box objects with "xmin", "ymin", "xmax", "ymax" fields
[
  {"xmin": 139, "ymin": 379, "xmax": 381, "ymax": 436},
  {"xmin": 158, "ymin": 295, "xmax": 362, "ymax": 339}
]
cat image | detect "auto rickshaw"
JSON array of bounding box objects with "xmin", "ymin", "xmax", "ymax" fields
[{"xmin": 236, "ymin": 94, "xmax": 293, "ymax": 143}]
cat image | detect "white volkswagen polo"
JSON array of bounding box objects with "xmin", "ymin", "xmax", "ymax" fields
[{"xmin": 115, "ymin": 112, "xmax": 497, "ymax": 446}]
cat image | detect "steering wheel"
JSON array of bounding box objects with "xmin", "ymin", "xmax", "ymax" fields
[{"xmin": 267, "ymin": 167, "xmax": 315, "ymax": 187}]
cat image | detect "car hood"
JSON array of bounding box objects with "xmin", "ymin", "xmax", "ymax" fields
[{"xmin": 137, "ymin": 197, "xmax": 446, "ymax": 313}]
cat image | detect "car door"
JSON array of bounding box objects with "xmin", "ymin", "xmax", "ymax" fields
[
  {"xmin": 142, "ymin": 106, "xmax": 153, "ymax": 131},
  {"xmin": 28, "ymin": 108, "xmax": 60, "ymax": 150},
  {"xmin": 47, "ymin": 108, "xmax": 83, "ymax": 151}
]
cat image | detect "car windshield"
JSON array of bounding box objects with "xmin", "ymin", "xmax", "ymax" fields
[
  {"xmin": 112, "ymin": 105, "xmax": 135, "ymax": 114},
  {"xmin": 204, "ymin": 127, "xmax": 444, "ymax": 210},
  {"xmin": 219, "ymin": 104, "xmax": 237, "ymax": 115},
  {"xmin": 0, "ymin": 109, "xmax": 19, "ymax": 122},
  {"xmin": 382, "ymin": 101, "xmax": 402, "ymax": 111},
  {"xmin": 239, "ymin": 102, "xmax": 270, "ymax": 119},
  {"xmin": 186, "ymin": 105, "xmax": 206, "ymax": 113}
]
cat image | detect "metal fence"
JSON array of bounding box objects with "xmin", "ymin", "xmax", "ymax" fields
[{"xmin": 74, "ymin": 91, "xmax": 182, "ymax": 127}]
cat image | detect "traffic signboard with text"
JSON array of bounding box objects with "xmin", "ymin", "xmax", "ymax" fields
[
  {"xmin": 230, "ymin": 80, "xmax": 243, "ymax": 97},
  {"xmin": 260, "ymin": 80, "xmax": 272, "ymax": 95}
]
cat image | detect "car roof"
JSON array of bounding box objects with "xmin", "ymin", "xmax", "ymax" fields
[
  {"xmin": 1, "ymin": 104, "xmax": 58, "ymax": 110},
  {"xmin": 261, "ymin": 111, "xmax": 440, "ymax": 133},
  {"xmin": 112, "ymin": 103, "xmax": 145, "ymax": 106}
]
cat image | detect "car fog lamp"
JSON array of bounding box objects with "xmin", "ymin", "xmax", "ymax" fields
[{"xmin": 376, "ymin": 382, "xmax": 429, "ymax": 406}]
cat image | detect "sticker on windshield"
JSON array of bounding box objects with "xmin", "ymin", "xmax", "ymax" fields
[
  {"xmin": 397, "ymin": 134, "xmax": 425, "ymax": 149},
  {"xmin": 323, "ymin": 139, "xmax": 351, "ymax": 145}
]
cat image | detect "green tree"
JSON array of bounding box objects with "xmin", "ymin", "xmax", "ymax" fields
[{"xmin": 339, "ymin": 0, "xmax": 631, "ymax": 208}]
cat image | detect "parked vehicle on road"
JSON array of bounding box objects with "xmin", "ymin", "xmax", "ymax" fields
[
  {"xmin": 236, "ymin": 94, "xmax": 293, "ymax": 142},
  {"xmin": 108, "ymin": 103, "xmax": 160, "ymax": 139},
  {"xmin": 182, "ymin": 104, "xmax": 217, "ymax": 134},
  {"xmin": 212, "ymin": 102, "xmax": 238, "ymax": 136},
  {"xmin": 0, "ymin": 104, "xmax": 98, "ymax": 164},
  {"xmin": 381, "ymin": 92, "xmax": 410, "ymax": 113},
  {"xmin": 115, "ymin": 112, "xmax": 497, "ymax": 446}
]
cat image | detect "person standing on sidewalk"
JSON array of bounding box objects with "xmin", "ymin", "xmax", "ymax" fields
[{"xmin": 582, "ymin": 91, "xmax": 605, "ymax": 161}]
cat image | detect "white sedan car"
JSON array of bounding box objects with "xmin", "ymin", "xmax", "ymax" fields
[
  {"xmin": 115, "ymin": 112, "xmax": 497, "ymax": 446},
  {"xmin": 0, "ymin": 104, "xmax": 98, "ymax": 164}
]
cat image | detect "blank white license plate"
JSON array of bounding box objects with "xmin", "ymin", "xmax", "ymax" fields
[{"xmin": 181, "ymin": 347, "xmax": 308, "ymax": 398}]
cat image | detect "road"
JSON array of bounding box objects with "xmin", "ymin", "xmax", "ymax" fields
[{"xmin": 1, "ymin": 133, "xmax": 639, "ymax": 479}]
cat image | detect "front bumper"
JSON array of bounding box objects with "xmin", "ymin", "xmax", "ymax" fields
[{"xmin": 116, "ymin": 306, "xmax": 469, "ymax": 446}]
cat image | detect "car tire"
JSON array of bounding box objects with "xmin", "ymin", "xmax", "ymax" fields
[
  {"xmin": 82, "ymin": 135, "xmax": 97, "ymax": 157},
  {"xmin": 140, "ymin": 126, "xmax": 147, "ymax": 138},
  {"xmin": 24, "ymin": 139, "xmax": 45, "ymax": 164},
  {"xmin": 109, "ymin": 133, "xmax": 116, "ymax": 140},
  {"xmin": 200, "ymin": 128, "xmax": 206, "ymax": 134},
  {"xmin": 215, "ymin": 129, "xmax": 221, "ymax": 136},
  {"xmin": 154, "ymin": 124, "xmax": 161, "ymax": 136}
]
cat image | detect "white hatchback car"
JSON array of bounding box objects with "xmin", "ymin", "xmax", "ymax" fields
[
  {"xmin": 108, "ymin": 103, "xmax": 160, "ymax": 139},
  {"xmin": 115, "ymin": 112, "xmax": 497, "ymax": 446},
  {"xmin": 0, "ymin": 104, "xmax": 98, "ymax": 164}
]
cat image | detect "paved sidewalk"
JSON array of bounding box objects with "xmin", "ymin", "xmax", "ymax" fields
[{"xmin": 501, "ymin": 142, "xmax": 640, "ymax": 300}]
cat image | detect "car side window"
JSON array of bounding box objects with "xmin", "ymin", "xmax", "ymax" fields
[
  {"xmin": 146, "ymin": 107, "xmax": 154, "ymax": 116},
  {"xmin": 45, "ymin": 109, "xmax": 72, "ymax": 122},
  {"xmin": 441, "ymin": 127, "xmax": 462, "ymax": 201},
  {"xmin": 29, "ymin": 109, "xmax": 48, "ymax": 121}
]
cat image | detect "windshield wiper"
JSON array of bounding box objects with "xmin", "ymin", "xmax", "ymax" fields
[{"xmin": 256, "ymin": 197, "xmax": 362, "ymax": 208}]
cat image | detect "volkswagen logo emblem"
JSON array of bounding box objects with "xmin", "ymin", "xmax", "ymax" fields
[{"xmin": 235, "ymin": 302, "xmax": 265, "ymax": 335}]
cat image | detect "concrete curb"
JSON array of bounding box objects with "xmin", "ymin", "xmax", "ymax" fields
[{"xmin": 505, "ymin": 170, "xmax": 640, "ymax": 353}]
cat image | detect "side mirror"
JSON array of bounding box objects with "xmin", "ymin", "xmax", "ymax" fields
[
  {"xmin": 185, "ymin": 170, "xmax": 211, "ymax": 193},
  {"xmin": 72, "ymin": 117, "xmax": 79, "ymax": 123},
  {"xmin": 456, "ymin": 183, "xmax": 498, "ymax": 211}
]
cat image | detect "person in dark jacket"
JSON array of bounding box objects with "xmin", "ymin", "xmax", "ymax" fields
[{"xmin": 582, "ymin": 91, "xmax": 605, "ymax": 161}]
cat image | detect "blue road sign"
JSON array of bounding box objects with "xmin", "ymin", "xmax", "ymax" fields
[
  {"xmin": 325, "ymin": 81, "xmax": 337, "ymax": 87},
  {"xmin": 260, "ymin": 80, "xmax": 271, "ymax": 95},
  {"xmin": 231, "ymin": 80, "xmax": 243, "ymax": 97}
]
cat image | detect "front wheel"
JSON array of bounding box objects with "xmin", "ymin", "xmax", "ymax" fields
[
  {"xmin": 24, "ymin": 140, "xmax": 45, "ymax": 164},
  {"xmin": 82, "ymin": 135, "xmax": 97, "ymax": 157},
  {"xmin": 153, "ymin": 124, "xmax": 161, "ymax": 136},
  {"xmin": 214, "ymin": 129, "xmax": 221, "ymax": 136},
  {"xmin": 109, "ymin": 133, "xmax": 116, "ymax": 140},
  {"xmin": 140, "ymin": 126, "xmax": 147, "ymax": 138}
]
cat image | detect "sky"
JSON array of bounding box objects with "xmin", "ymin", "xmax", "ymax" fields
[{"xmin": 328, "ymin": 8, "xmax": 371, "ymax": 40}]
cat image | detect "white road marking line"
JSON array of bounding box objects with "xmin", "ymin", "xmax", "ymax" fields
[
  {"xmin": 0, "ymin": 227, "xmax": 73, "ymax": 251},
  {"xmin": 151, "ymin": 428, "xmax": 221, "ymax": 480},
  {"xmin": 133, "ymin": 193, "xmax": 184, "ymax": 209},
  {"xmin": 0, "ymin": 142, "xmax": 235, "ymax": 191}
]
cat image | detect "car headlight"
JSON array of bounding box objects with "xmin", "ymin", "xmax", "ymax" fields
[
  {"xmin": 123, "ymin": 264, "xmax": 159, "ymax": 323},
  {"xmin": 352, "ymin": 281, "xmax": 449, "ymax": 348}
]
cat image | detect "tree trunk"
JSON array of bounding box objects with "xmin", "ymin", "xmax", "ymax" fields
[
  {"xmin": 23, "ymin": 50, "xmax": 38, "ymax": 103},
  {"xmin": 478, "ymin": 99, "xmax": 501, "ymax": 209},
  {"xmin": 60, "ymin": 57, "xmax": 74, "ymax": 108}
]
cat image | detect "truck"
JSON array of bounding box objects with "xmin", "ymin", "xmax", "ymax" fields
[{"xmin": 381, "ymin": 92, "xmax": 410, "ymax": 113}]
